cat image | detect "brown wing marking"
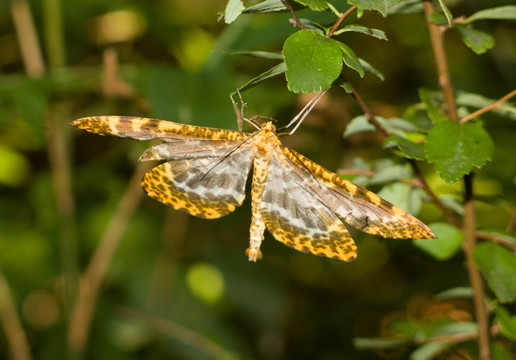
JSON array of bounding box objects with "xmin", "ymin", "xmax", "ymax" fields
[
  {"xmin": 278, "ymin": 145, "xmax": 435, "ymax": 240},
  {"xmin": 260, "ymin": 155, "xmax": 357, "ymax": 262},
  {"xmin": 71, "ymin": 116, "xmax": 249, "ymax": 141},
  {"xmin": 142, "ymin": 146, "xmax": 256, "ymax": 219}
]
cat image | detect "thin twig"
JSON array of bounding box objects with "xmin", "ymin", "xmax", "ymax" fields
[
  {"xmin": 0, "ymin": 271, "xmax": 33, "ymax": 360},
  {"xmin": 119, "ymin": 307, "xmax": 238, "ymax": 360},
  {"xmin": 326, "ymin": 6, "xmax": 356, "ymax": 38},
  {"xmin": 67, "ymin": 163, "xmax": 150, "ymax": 359},
  {"xmin": 460, "ymin": 89, "xmax": 516, "ymax": 123},
  {"xmin": 281, "ymin": 0, "xmax": 305, "ymax": 29},
  {"xmin": 476, "ymin": 231, "xmax": 516, "ymax": 252}
]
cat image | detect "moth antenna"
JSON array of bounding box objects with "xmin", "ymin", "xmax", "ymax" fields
[
  {"xmin": 279, "ymin": 86, "xmax": 330, "ymax": 136},
  {"xmin": 231, "ymin": 89, "xmax": 260, "ymax": 131}
]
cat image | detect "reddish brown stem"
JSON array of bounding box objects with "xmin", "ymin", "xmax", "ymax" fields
[{"xmin": 326, "ymin": 6, "xmax": 356, "ymax": 38}]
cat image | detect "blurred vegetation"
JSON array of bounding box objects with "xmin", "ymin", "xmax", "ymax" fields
[{"xmin": 0, "ymin": 0, "xmax": 515, "ymax": 359}]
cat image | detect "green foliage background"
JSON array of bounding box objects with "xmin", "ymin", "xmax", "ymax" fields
[{"xmin": 0, "ymin": 0, "xmax": 515, "ymax": 359}]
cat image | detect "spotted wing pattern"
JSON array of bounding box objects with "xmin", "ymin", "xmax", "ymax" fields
[
  {"xmin": 142, "ymin": 147, "xmax": 255, "ymax": 219},
  {"xmin": 261, "ymin": 155, "xmax": 357, "ymax": 261},
  {"xmin": 278, "ymin": 145, "xmax": 435, "ymax": 240}
]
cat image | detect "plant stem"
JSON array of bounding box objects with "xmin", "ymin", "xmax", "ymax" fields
[{"xmin": 422, "ymin": 1, "xmax": 490, "ymax": 358}]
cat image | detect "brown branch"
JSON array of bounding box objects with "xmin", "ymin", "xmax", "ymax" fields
[
  {"xmin": 460, "ymin": 89, "xmax": 516, "ymax": 123},
  {"xmin": 422, "ymin": 1, "xmax": 458, "ymax": 122},
  {"xmin": 67, "ymin": 163, "xmax": 150, "ymax": 359},
  {"xmin": 326, "ymin": 6, "xmax": 357, "ymax": 38},
  {"xmin": 281, "ymin": 0, "xmax": 305, "ymax": 29}
]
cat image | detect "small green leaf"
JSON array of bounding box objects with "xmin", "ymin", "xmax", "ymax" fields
[
  {"xmin": 378, "ymin": 182, "xmax": 422, "ymax": 214},
  {"xmin": 224, "ymin": 0, "xmax": 245, "ymax": 24},
  {"xmin": 293, "ymin": 0, "xmax": 327, "ymax": 11},
  {"xmin": 348, "ymin": 0, "xmax": 403, "ymax": 17},
  {"xmin": 218, "ymin": 49, "xmax": 284, "ymax": 60},
  {"xmin": 237, "ymin": 62, "xmax": 286, "ymax": 92},
  {"xmin": 186, "ymin": 262, "xmax": 225, "ymax": 304},
  {"xmin": 243, "ymin": 0, "xmax": 287, "ymax": 13},
  {"xmin": 474, "ymin": 242, "xmax": 516, "ymax": 303},
  {"xmin": 385, "ymin": 136, "xmax": 425, "ymax": 160},
  {"xmin": 413, "ymin": 223, "xmax": 463, "ymax": 260},
  {"xmin": 333, "ymin": 25, "xmax": 388, "ymax": 41},
  {"xmin": 419, "ymin": 88, "xmax": 449, "ymax": 123},
  {"xmin": 425, "ymin": 120, "xmax": 494, "ymax": 183},
  {"xmin": 495, "ymin": 307, "xmax": 516, "ymax": 341},
  {"xmin": 339, "ymin": 42, "xmax": 364, "ymax": 77},
  {"xmin": 436, "ymin": 287, "xmax": 473, "ymax": 300},
  {"xmin": 455, "ymin": 25, "xmax": 494, "ymax": 55},
  {"xmin": 0, "ymin": 145, "xmax": 31, "ymax": 186},
  {"xmin": 369, "ymin": 165, "xmax": 412, "ymax": 185},
  {"xmin": 465, "ymin": 6, "xmax": 516, "ymax": 23},
  {"xmin": 283, "ymin": 29, "xmax": 343, "ymax": 93},
  {"xmin": 410, "ymin": 341, "xmax": 450, "ymax": 360},
  {"xmin": 359, "ymin": 58, "xmax": 385, "ymax": 80},
  {"xmin": 433, "ymin": 322, "xmax": 477, "ymax": 336},
  {"xmin": 353, "ymin": 337, "xmax": 408, "ymax": 350}
]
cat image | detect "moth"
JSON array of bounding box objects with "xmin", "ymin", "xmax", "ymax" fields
[{"xmin": 72, "ymin": 93, "xmax": 435, "ymax": 262}]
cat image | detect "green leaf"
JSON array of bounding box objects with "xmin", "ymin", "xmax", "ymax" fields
[
  {"xmin": 413, "ymin": 223, "xmax": 463, "ymax": 260},
  {"xmin": 419, "ymin": 88, "xmax": 449, "ymax": 123},
  {"xmin": 283, "ymin": 29, "xmax": 343, "ymax": 93},
  {"xmin": 218, "ymin": 49, "xmax": 284, "ymax": 60},
  {"xmin": 378, "ymin": 182, "xmax": 422, "ymax": 214},
  {"xmin": 495, "ymin": 307, "xmax": 516, "ymax": 341},
  {"xmin": 339, "ymin": 42, "xmax": 364, "ymax": 77},
  {"xmin": 454, "ymin": 25, "xmax": 494, "ymax": 55},
  {"xmin": 425, "ymin": 121, "xmax": 494, "ymax": 183},
  {"xmin": 237, "ymin": 62, "xmax": 286, "ymax": 92},
  {"xmin": 410, "ymin": 341, "xmax": 450, "ymax": 360},
  {"xmin": 474, "ymin": 242, "xmax": 516, "ymax": 303},
  {"xmin": 224, "ymin": 0, "xmax": 245, "ymax": 24},
  {"xmin": 345, "ymin": 116, "xmax": 419, "ymax": 137},
  {"xmin": 385, "ymin": 136, "xmax": 425, "ymax": 160},
  {"xmin": 436, "ymin": 287, "xmax": 473, "ymax": 300},
  {"xmin": 0, "ymin": 144, "xmax": 30, "ymax": 186},
  {"xmin": 243, "ymin": 0, "xmax": 287, "ymax": 13},
  {"xmin": 348, "ymin": 0, "xmax": 403, "ymax": 17},
  {"xmin": 369, "ymin": 164, "xmax": 412, "ymax": 185},
  {"xmin": 465, "ymin": 6, "xmax": 516, "ymax": 23},
  {"xmin": 293, "ymin": 0, "xmax": 327, "ymax": 11},
  {"xmin": 433, "ymin": 322, "xmax": 477, "ymax": 336},
  {"xmin": 388, "ymin": 0, "xmax": 422, "ymax": 15},
  {"xmin": 353, "ymin": 337, "xmax": 408, "ymax": 350},
  {"xmin": 333, "ymin": 25, "xmax": 388, "ymax": 41},
  {"xmin": 359, "ymin": 58, "xmax": 385, "ymax": 81}
]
